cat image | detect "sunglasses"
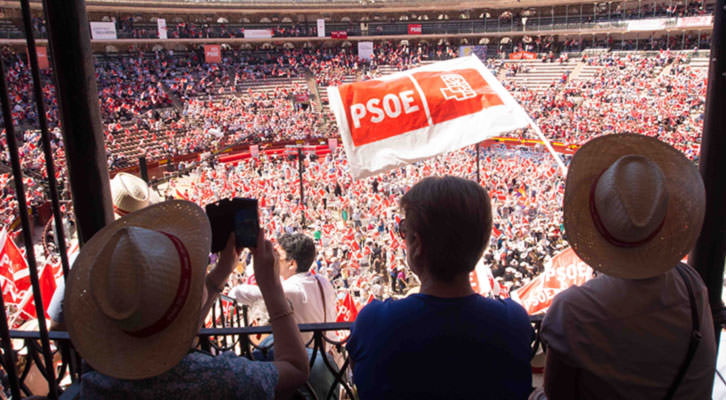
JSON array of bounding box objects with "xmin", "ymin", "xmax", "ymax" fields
[{"xmin": 399, "ymin": 218, "xmax": 408, "ymax": 240}]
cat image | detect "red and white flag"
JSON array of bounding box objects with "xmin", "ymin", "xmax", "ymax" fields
[
  {"xmin": 469, "ymin": 257, "xmax": 497, "ymax": 296},
  {"xmin": 0, "ymin": 228, "xmax": 28, "ymax": 304},
  {"xmin": 336, "ymin": 292, "xmax": 359, "ymax": 322},
  {"xmin": 0, "ymin": 228, "xmax": 58, "ymax": 324},
  {"xmin": 511, "ymin": 248, "xmax": 593, "ymax": 315},
  {"xmin": 327, "ymin": 56, "xmax": 530, "ymax": 178}
]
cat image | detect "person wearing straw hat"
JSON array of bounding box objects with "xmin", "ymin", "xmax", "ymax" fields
[
  {"xmin": 65, "ymin": 200, "xmax": 309, "ymax": 399},
  {"xmin": 109, "ymin": 172, "xmax": 163, "ymax": 218},
  {"xmin": 538, "ymin": 134, "xmax": 716, "ymax": 400},
  {"xmin": 48, "ymin": 172, "xmax": 162, "ymax": 331}
]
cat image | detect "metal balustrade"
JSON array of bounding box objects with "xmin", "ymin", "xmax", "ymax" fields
[{"xmin": 3, "ymin": 301, "xmax": 545, "ymax": 399}]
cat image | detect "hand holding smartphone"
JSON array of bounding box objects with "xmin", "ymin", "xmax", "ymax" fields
[{"xmin": 206, "ymin": 198, "xmax": 259, "ymax": 253}]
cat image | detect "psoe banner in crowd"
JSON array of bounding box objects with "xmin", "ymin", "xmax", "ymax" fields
[
  {"xmin": 510, "ymin": 247, "xmax": 593, "ymax": 315},
  {"xmin": 204, "ymin": 45, "xmax": 221, "ymax": 63},
  {"xmin": 90, "ymin": 21, "xmax": 117, "ymax": 40},
  {"xmin": 408, "ymin": 24, "xmax": 422, "ymax": 34},
  {"xmin": 30, "ymin": 47, "xmax": 49, "ymax": 70},
  {"xmin": 327, "ymin": 56, "xmax": 530, "ymax": 178}
]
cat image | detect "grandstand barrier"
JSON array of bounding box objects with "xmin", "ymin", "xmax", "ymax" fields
[
  {"xmin": 219, "ymin": 144, "xmax": 332, "ymax": 163},
  {"xmin": 6, "ymin": 300, "xmax": 545, "ymax": 399},
  {"xmin": 216, "ymin": 137, "xmax": 579, "ymax": 165}
]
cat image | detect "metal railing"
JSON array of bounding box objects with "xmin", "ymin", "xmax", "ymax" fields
[
  {"xmin": 4, "ymin": 300, "xmax": 545, "ymax": 399},
  {"xmin": 6, "ymin": 9, "xmax": 715, "ymax": 41}
]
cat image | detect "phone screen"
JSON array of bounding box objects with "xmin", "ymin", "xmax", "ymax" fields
[
  {"xmin": 206, "ymin": 198, "xmax": 259, "ymax": 253},
  {"xmin": 234, "ymin": 202, "xmax": 258, "ymax": 249}
]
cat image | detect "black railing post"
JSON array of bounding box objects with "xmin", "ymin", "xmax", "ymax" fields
[
  {"xmin": 0, "ymin": 57, "xmax": 58, "ymax": 399},
  {"xmin": 0, "ymin": 293, "xmax": 21, "ymax": 400},
  {"xmin": 42, "ymin": 0, "xmax": 114, "ymax": 244},
  {"xmin": 18, "ymin": 0, "xmax": 71, "ymax": 281},
  {"xmin": 139, "ymin": 156, "xmax": 149, "ymax": 182},
  {"xmin": 298, "ymin": 146, "xmax": 305, "ymax": 227},
  {"xmin": 689, "ymin": 0, "xmax": 726, "ymax": 344}
]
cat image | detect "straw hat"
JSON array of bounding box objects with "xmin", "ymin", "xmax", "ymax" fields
[
  {"xmin": 110, "ymin": 172, "xmax": 162, "ymax": 218},
  {"xmin": 563, "ymin": 134, "xmax": 705, "ymax": 279},
  {"xmin": 65, "ymin": 200, "xmax": 211, "ymax": 379}
]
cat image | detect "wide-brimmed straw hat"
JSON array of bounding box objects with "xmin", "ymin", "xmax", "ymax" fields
[
  {"xmin": 563, "ymin": 134, "xmax": 705, "ymax": 279},
  {"xmin": 110, "ymin": 172, "xmax": 162, "ymax": 218},
  {"xmin": 65, "ymin": 200, "xmax": 211, "ymax": 379}
]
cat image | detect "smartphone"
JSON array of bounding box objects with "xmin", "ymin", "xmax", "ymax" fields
[{"xmin": 206, "ymin": 198, "xmax": 259, "ymax": 253}]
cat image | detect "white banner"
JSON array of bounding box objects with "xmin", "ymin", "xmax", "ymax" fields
[
  {"xmin": 249, "ymin": 145, "xmax": 259, "ymax": 158},
  {"xmin": 677, "ymin": 15, "xmax": 713, "ymax": 28},
  {"xmin": 243, "ymin": 29, "xmax": 272, "ymax": 39},
  {"xmin": 626, "ymin": 18, "xmax": 670, "ymax": 31},
  {"xmin": 157, "ymin": 18, "xmax": 167, "ymax": 39},
  {"xmin": 327, "ymin": 56, "xmax": 530, "ymax": 179},
  {"xmin": 357, "ymin": 41, "xmax": 373, "ymax": 61},
  {"xmin": 90, "ymin": 21, "xmax": 117, "ymax": 40},
  {"xmin": 317, "ymin": 18, "xmax": 326, "ymax": 38}
]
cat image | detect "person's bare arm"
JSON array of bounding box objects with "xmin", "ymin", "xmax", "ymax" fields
[
  {"xmin": 252, "ymin": 229, "xmax": 309, "ymax": 398},
  {"xmin": 200, "ymin": 234, "xmax": 240, "ymax": 324},
  {"xmin": 543, "ymin": 349, "xmax": 578, "ymax": 400}
]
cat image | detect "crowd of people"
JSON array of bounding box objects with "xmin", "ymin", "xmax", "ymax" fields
[
  {"xmin": 58, "ymin": 134, "xmax": 716, "ymax": 399},
  {"xmin": 0, "ymin": 6, "xmax": 719, "ymax": 398},
  {"xmin": 163, "ymin": 145, "xmax": 566, "ymax": 308},
  {"xmin": 0, "ymin": 42, "xmax": 709, "ymax": 302}
]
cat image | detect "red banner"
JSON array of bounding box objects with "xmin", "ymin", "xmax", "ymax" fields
[
  {"xmin": 36, "ymin": 47, "xmax": 49, "ymax": 70},
  {"xmin": 17, "ymin": 263, "xmax": 56, "ymax": 321},
  {"xmin": 408, "ymin": 24, "xmax": 422, "ymax": 34},
  {"xmin": 509, "ymin": 51, "xmax": 537, "ymax": 60},
  {"xmin": 512, "ymin": 248, "xmax": 593, "ymax": 315},
  {"xmin": 0, "ymin": 229, "xmax": 28, "ymax": 305},
  {"xmin": 331, "ymin": 31, "xmax": 348, "ymax": 39},
  {"xmin": 26, "ymin": 47, "xmax": 50, "ymax": 71},
  {"xmin": 336, "ymin": 292, "xmax": 359, "ymax": 322},
  {"xmin": 339, "ymin": 68, "xmax": 503, "ymax": 147},
  {"xmin": 327, "ymin": 56, "xmax": 530, "ymax": 178},
  {"xmin": 0, "ymin": 228, "xmax": 58, "ymax": 324},
  {"xmin": 204, "ymin": 45, "xmax": 221, "ymax": 64}
]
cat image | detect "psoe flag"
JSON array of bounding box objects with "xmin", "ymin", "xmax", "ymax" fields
[{"xmin": 327, "ymin": 56, "xmax": 530, "ymax": 179}]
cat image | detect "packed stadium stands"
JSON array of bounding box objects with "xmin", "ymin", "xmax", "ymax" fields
[{"xmin": 0, "ymin": 0, "xmax": 720, "ymax": 397}]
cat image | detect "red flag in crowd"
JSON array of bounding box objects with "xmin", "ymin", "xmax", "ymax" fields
[
  {"xmin": 511, "ymin": 248, "xmax": 593, "ymax": 314},
  {"xmin": 0, "ymin": 228, "xmax": 59, "ymax": 324},
  {"xmin": 17, "ymin": 263, "xmax": 57, "ymax": 321},
  {"xmin": 0, "ymin": 227, "xmax": 29, "ymax": 305},
  {"xmin": 336, "ymin": 292, "xmax": 358, "ymax": 322}
]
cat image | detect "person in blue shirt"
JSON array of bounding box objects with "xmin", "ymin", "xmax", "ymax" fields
[{"xmin": 347, "ymin": 176, "xmax": 533, "ymax": 400}]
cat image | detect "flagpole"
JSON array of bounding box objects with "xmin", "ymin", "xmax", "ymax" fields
[
  {"xmin": 525, "ymin": 115, "xmax": 568, "ymax": 175},
  {"xmin": 475, "ymin": 143, "xmax": 480, "ymax": 183}
]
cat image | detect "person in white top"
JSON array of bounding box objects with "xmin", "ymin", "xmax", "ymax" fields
[
  {"xmin": 230, "ymin": 233, "xmax": 336, "ymax": 344},
  {"xmin": 537, "ymin": 134, "xmax": 716, "ymax": 400}
]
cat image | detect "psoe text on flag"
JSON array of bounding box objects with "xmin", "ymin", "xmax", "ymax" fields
[{"xmin": 327, "ymin": 56, "xmax": 530, "ymax": 179}]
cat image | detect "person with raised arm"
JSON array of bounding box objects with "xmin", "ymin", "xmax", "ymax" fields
[{"xmin": 64, "ymin": 200, "xmax": 309, "ymax": 399}]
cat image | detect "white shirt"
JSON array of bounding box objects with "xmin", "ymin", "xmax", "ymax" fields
[
  {"xmin": 229, "ymin": 273, "xmax": 337, "ymax": 343},
  {"xmin": 541, "ymin": 264, "xmax": 716, "ymax": 400}
]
